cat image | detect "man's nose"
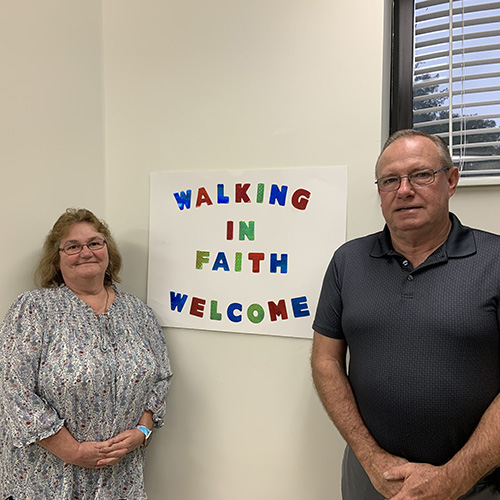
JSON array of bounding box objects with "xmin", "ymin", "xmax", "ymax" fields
[{"xmin": 397, "ymin": 176, "xmax": 415, "ymax": 194}]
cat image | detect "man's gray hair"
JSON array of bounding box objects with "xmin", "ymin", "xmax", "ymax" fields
[{"xmin": 375, "ymin": 129, "xmax": 454, "ymax": 177}]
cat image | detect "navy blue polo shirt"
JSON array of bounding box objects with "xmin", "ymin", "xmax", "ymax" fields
[{"xmin": 313, "ymin": 213, "xmax": 500, "ymax": 465}]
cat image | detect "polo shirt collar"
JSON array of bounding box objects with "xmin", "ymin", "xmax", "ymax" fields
[{"xmin": 370, "ymin": 212, "xmax": 476, "ymax": 259}]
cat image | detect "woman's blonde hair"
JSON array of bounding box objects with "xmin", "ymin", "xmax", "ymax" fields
[{"xmin": 34, "ymin": 208, "xmax": 122, "ymax": 288}]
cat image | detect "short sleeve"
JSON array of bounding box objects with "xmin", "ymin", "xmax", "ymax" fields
[
  {"xmin": 312, "ymin": 255, "xmax": 345, "ymax": 339},
  {"xmin": 0, "ymin": 293, "xmax": 65, "ymax": 447}
]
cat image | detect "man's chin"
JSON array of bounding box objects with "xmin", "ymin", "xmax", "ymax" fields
[{"xmin": 391, "ymin": 213, "xmax": 428, "ymax": 231}]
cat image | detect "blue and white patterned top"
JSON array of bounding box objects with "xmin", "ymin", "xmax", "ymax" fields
[{"xmin": 0, "ymin": 285, "xmax": 172, "ymax": 499}]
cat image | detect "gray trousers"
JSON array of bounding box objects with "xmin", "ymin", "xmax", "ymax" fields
[{"xmin": 341, "ymin": 446, "xmax": 500, "ymax": 500}]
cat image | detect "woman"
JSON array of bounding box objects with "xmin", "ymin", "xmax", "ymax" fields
[{"xmin": 0, "ymin": 208, "xmax": 172, "ymax": 499}]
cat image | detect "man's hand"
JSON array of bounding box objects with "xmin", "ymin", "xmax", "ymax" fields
[
  {"xmin": 360, "ymin": 450, "xmax": 409, "ymax": 498},
  {"xmin": 384, "ymin": 462, "xmax": 466, "ymax": 500}
]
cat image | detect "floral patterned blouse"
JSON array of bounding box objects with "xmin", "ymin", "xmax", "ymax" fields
[{"xmin": 0, "ymin": 285, "xmax": 172, "ymax": 500}]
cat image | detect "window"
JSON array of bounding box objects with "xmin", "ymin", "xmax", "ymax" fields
[{"xmin": 391, "ymin": 0, "xmax": 500, "ymax": 183}]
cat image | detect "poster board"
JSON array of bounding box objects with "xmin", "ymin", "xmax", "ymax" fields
[{"xmin": 147, "ymin": 167, "xmax": 347, "ymax": 338}]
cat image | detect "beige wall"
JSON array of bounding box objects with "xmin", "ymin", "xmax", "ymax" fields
[
  {"xmin": 101, "ymin": 2, "xmax": 387, "ymax": 499},
  {"xmin": 1, "ymin": 1, "xmax": 499, "ymax": 500},
  {"xmin": 0, "ymin": 0, "xmax": 105, "ymax": 304}
]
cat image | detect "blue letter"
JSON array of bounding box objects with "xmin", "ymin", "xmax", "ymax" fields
[
  {"xmin": 291, "ymin": 296, "xmax": 310, "ymax": 318},
  {"xmin": 173, "ymin": 190, "xmax": 192, "ymax": 210},
  {"xmin": 269, "ymin": 184, "xmax": 288, "ymax": 206},
  {"xmin": 217, "ymin": 184, "xmax": 229, "ymax": 204},
  {"xmin": 270, "ymin": 253, "xmax": 288, "ymax": 273},
  {"xmin": 227, "ymin": 303, "xmax": 242, "ymax": 322},
  {"xmin": 170, "ymin": 291, "xmax": 189, "ymax": 312},
  {"xmin": 212, "ymin": 252, "xmax": 230, "ymax": 271}
]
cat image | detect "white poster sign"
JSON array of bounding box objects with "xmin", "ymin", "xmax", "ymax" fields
[{"xmin": 147, "ymin": 167, "xmax": 347, "ymax": 338}]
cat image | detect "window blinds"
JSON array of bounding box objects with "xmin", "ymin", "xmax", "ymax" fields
[{"xmin": 413, "ymin": 0, "xmax": 500, "ymax": 176}]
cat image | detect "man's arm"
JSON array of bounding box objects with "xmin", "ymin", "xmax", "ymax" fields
[
  {"xmin": 311, "ymin": 331, "xmax": 408, "ymax": 497},
  {"xmin": 386, "ymin": 393, "xmax": 500, "ymax": 500}
]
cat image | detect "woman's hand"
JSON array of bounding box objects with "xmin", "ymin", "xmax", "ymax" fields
[
  {"xmin": 96, "ymin": 429, "xmax": 146, "ymax": 466},
  {"xmin": 72, "ymin": 440, "xmax": 129, "ymax": 469},
  {"xmin": 38, "ymin": 426, "xmax": 133, "ymax": 469},
  {"xmin": 72, "ymin": 429, "xmax": 146, "ymax": 468},
  {"xmin": 38, "ymin": 421, "xmax": 150, "ymax": 469}
]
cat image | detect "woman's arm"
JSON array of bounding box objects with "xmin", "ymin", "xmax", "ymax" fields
[
  {"xmin": 142, "ymin": 308, "xmax": 173, "ymax": 428},
  {"xmin": 37, "ymin": 426, "xmax": 128, "ymax": 469},
  {"xmin": 39, "ymin": 409, "xmax": 155, "ymax": 468},
  {"xmin": 94, "ymin": 410, "xmax": 155, "ymax": 466}
]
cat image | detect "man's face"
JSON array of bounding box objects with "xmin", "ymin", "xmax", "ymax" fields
[{"xmin": 376, "ymin": 136, "xmax": 459, "ymax": 236}]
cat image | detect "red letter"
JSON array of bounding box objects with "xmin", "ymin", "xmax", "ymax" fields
[
  {"xmin": 248, "ymin": 252, "xmax": 265, "ymax": 273},
  {"xmin": 196, "ymin": 187, "xmax": 213, "ymax": 207},
  {"xmin": 235, "ymin": 183, "xmax": 251, "ymax": 203},
  {"xmin": 190, "ymin": 297, "xmax": 206, "ymax": 317},
  {"xmin": 226, "ymin": 221, "xmax": 234, "ymax": 240},
  {"xmin": 291, "ymin": 188, "xmax": 311, "ymax": 210},
  {"xmin": 268, "ymin": 300, "xmax": 288, "ymax": 322}
]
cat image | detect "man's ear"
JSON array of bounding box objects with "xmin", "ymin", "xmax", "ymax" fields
[{"xmin": 447, "ymin": 166, "xmax": 460, "ymax": 197}]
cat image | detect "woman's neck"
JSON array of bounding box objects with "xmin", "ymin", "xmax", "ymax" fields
[{"xmin": 66, "ymin": 281, "xmax": 110, "ymax": 313}]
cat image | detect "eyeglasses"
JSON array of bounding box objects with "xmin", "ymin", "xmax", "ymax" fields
[
  {"xmin": 59, "ymin": 239, "xmax": 107, "ymax": 255},
  {"xmin": 375, "ymin": 166, "xmax": 450, "ymax": 192}
]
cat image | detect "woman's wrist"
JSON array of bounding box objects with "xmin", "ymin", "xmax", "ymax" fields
[
  {"xmin": 138, "ymin": 410, "xmax": 153, "ymax": 429},
  {"xmin": 135, "ymin": 425, "xmax": 152, "ymax": 447}
]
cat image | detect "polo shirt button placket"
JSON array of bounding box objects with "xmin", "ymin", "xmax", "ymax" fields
[
  {"xmin": 398, "ymin": 257, "xmax": 414, "ymax": 296},
  {"xmin": 401, "ymin": 271, "xmax": 414, "ymax": 298}
]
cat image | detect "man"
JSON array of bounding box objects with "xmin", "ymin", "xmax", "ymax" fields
[{"xmin": 311, "ymin": 129, "xmax": 500, "ymax": 499}]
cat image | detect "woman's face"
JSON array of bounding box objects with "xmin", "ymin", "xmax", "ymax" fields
[{"xmin": 58, "ymin": 222, "xmax": 109, "ymax": 287}]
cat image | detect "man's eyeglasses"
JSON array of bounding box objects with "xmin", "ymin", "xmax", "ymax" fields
[
  {"xmin": 375, "ymin": 166, "xmax": 450, "ymax": 192},
  {"xmin": 59, "ymin": 239, "xmax": 107, "ymax": 256}
]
